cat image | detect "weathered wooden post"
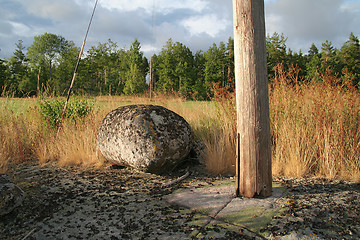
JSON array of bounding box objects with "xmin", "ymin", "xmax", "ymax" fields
[{"xmin": 233, "ymin": 0, "xmax": 272, "ymax": 197}]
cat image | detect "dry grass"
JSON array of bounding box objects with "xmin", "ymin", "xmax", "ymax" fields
[
  {"xmin": 198, "ymin": 64, "xmax": 360, "ymax": 182},
  {"xmin": 1, "ymin": 73, "xmax": 359, "ymax": 182},
  {"xmin": 197, "ymin": 97, "xmax": 236, "ymax": 175},
  {"xmin": 34, "ymin": 116, "xmax": 105, "ymax": 168},
  {"xmin": 0, "ymin": 99, "xmax": 39, "ymax": 173},
  {"xmin": 0, "ymin": 98, "xmax": 106, "ymax": 172},
  {"xmin": 0, "ymin": 94, "xmax": 205, "ymax": 173},
  {"xmin": 269, "ymin": 64, "xmax": 360, "ymax": 181}
]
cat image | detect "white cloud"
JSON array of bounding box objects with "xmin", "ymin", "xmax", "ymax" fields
[
  {"xmin": 341, "ymin": 0, "xmax": 360, "ymax": 12},
  {"xmin": 265, "ymin": 0, "xmax": 360, "ymax": 51},
  {"xmin": 9, "ymin": 21, "xmax": 32, "ymax": 37},
  {"xmin": 141, "ymin": 43, "xmax": 158, "ymax": 54},
  {"xmin": 265, "ymin": 13, "xmax": 284, "ymax": 36},
  {"xmin": 181, "ymin": 14, "xmax": 230, "ymax": 37},
  {"xmin": 15, "ymin": 0, "xmax": 80, "ymax": 21},
  {"xmin": 99, "ymin": 0, "xmax": 208, "ymax": 14},
  {"xmin": 1, "ymin": 0, "xmax": 360, "ymax": 60}
]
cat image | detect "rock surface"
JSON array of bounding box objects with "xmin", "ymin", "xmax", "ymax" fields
[
  {"xmin": 1, "ymin": 163, "xmax": 254, "ymax": 240},
  {"xmin": 265, "ymin": 177, "xmax": 360, "ymax": 239},
  {"xmin": 1, "ymin": 163, "xmax": 360, "ymax": 239},
  {"xmin": 97, "ymin": 104, "xmax": 193, "ymax": 174},
  {"xmin": 0, "ymin": 174, "xmax": 24, "ymax": 217}
]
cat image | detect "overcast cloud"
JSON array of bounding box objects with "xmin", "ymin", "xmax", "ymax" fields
[{"xmin": 1, "ymin": 0, "xmax": 359, "ymax": 59}]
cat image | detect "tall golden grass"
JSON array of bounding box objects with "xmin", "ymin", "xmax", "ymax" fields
[
  {"xmin": 0, "ymin": 100, "xmax": 39, "ymax": 173},
  {"xmin": 0, "ymin": 70, "xmax": 359, "ymax": 182},
  {"xmin": 270, "ymin": 64, "xmax": 360, "ymax": 181},
  {"xmin": 198, "ymin": 85, "xmax": 237, "ymax": 175},
  {"xmin": 203, "ymin": 64, "xmax": 360, "ymax": 181}
]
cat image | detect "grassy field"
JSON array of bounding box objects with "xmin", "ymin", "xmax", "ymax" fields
[
  {"xmin": 0, "ymin": 95, "xmax": 218, "ymax": 172},
  {"xmin": 1, "ymin": 75, "xmax": 360, "ymax": 182}
]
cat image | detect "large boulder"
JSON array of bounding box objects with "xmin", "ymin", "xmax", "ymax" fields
[
  {"xmin": 0, "ymin": 174, "xmax": 24, "ymax": 216},
  {"xmin": 97, "ymin": 105, "xmax": 193, "ymax": 174}
]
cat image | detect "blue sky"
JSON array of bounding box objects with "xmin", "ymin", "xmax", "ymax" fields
[{"xmin": 1, "ymin": 0, "xmax": 359, "ymax": 59}]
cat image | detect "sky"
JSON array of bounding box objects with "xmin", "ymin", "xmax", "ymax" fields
[{"xmin": 1, "ymin": 0, "xmax": 360, "ymax": 59}]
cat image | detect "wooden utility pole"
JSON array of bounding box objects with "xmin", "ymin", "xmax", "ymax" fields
[{"xmin": 233, "ymin": 0, "xmax": 272, "ymax": 198}]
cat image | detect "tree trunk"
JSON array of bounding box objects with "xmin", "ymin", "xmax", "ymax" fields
[
  {"xmin": 233, "ymin": 0, "xmax": 272, "ymax": 198},
  {"xmin": 37, "ymin": 66, "xmax": 41, "ymax": 96},
  {"xmin": 149, "ymin": 57, "xmax": 153, "ymax": 99},
  {"xmin": 228, "ymin": 49, "xmax": 233, "ymax": 86},
  {"xmin": 49, "ymin": 60, "xmax": 52, "ymax": 81}
]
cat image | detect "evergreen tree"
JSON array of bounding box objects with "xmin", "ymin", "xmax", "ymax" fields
[
  {"xmin": 173, "ymin": 42, "xmax": 195, "ymax": 98},
  {"xmin": 204, "ymin": 43, "xmax": 226, "ymax": 96},
  {"xmin": 308, "ymin": 43, "xmax": 319, "ymax": 57},
  {"xmin": 127, "ymin": 39, "xmax": 147, "ymax": 73},
  {"xmin": 226, "ymin": 37, "xmax": 235, "ymax": 88},
  {"xmin": 287, "ymin": 49, "xmax": 307, "ymax": 82},
  {"xmin": 306, "ymin": 51, "xmax": 322, "ymax": 82},
  {"xmin": 5, "ymin": 30, "xmax": 360, "ymax": 97},
  {"xmin": 155, "ymin": 39, "xmax": 195, "ymax": 97},
  {"xmin": 155, "ymin": 39, "xmax": 177, "ymax": 93},
  {"xmin": 340, "ymin": 33, "xmax": 360, "ymax": 86},
  {"xmin": 319, "ymin": 40, "xmax": 342, "ymax": 83},
  {"xmin": 149, "ymin": 54, "xmax": 159, "ymax": 92},
  {"xmin": 0, "ymin": 56, "xmax": 9, "ymax": 96},
  {"xmin": 123, "ymin": 64, "xmax": 147, "ymax": 94},
  {"xmin": 321, "ymin": 40, "xmax": 336, "ymax": 62},
  {"xmin": 7, "ymin": 40, "xmax": 29, "ymax": 96},
  {"xmin": 80, "ymin": 39, "xmax": 127, "ymax": 95},
  {"xmin": 193, "ymin": 50, "xmax": 206, "ymax": 99},
  {"xmin": 124, "ymin": 39, "xmax": 148, "ymax": 95},
  {"xmin": 266, "ymin": 32, "xmax": 288, "ymax": 79}
]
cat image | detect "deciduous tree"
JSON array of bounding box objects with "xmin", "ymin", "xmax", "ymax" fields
[{"xmin": 27, "ymin": 33, "xmax": 72, "ymax": 94}]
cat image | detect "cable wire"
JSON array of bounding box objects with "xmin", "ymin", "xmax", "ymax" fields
[{"xmin": 57, "ymin": 0, "xmax": 98, "ymax": 135}]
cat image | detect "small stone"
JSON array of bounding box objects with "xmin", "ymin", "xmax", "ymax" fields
[{"xmin": 0, "ymin": 174, "xmax": 25, "ymax": 216}]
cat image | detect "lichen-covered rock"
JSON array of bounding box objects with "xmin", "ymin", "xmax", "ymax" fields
[
  {"xmin": 0, "ymin": 174, "xmax": 24, "ymax": 216},
  {"xmin": 97, "ymin": 105, "xmax": 193, "ymax": 174}
]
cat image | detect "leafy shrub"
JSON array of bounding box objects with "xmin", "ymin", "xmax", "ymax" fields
[{"xmin": 38, "ymin": 98, "xmax": 94, "ymax": 129}]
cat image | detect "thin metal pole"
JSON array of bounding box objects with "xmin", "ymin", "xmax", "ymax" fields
[{"xmin": 57, "ymin": 0, "xmax": 98, "ymax": 134}]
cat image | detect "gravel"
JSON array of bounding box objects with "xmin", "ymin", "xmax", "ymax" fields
[
  {"xmin": 1, "ymin": 163, "xmax": 359, "ymax": 240},
  {"xmin": 265, "ymin": 177, "xmax": 360, "ymax": 239}
]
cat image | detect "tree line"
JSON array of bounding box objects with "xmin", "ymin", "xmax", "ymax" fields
[{"xmin": 1, "ymin": 32, "xmax": 359, "ymax": 99}]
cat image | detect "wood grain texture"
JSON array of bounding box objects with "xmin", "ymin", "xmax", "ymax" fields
[{"xmin": 233, "ymin": 0, "xmax": 272, "ymax": 198}]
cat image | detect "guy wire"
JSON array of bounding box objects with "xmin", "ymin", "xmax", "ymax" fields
[{"xmin": 57, "ymin": 0, "xmax": 99, "ymax": 135}]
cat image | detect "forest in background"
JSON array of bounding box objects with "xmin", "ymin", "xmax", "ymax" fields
[
  {"xmin": 1, "ymin": 32, "xmax": 360, "ymax": 180},
  {"xmin": 0, "ymin": 32, "xmax": 360, "ymax": 99}
]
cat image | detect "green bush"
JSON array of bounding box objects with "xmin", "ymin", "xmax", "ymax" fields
[{"xmin": 38, "ymin": 98, "xmax": 94, "ymax": 129}]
